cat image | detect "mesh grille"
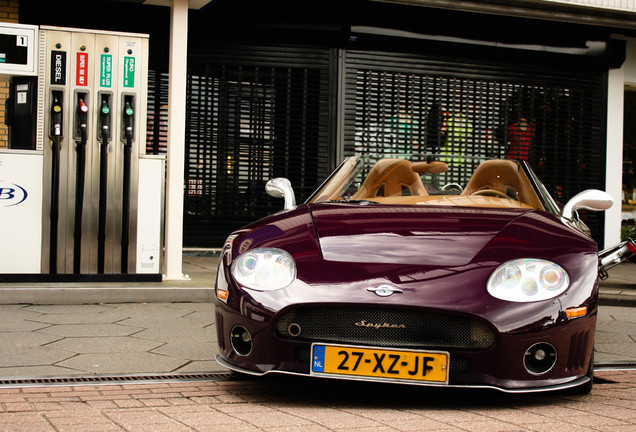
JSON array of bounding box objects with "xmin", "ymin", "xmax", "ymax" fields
[{"xmin": 275, "ymin": 306, "xmax": 495, "ymax": 350}]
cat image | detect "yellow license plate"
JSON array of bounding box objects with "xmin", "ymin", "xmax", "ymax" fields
[{"xmin": 310, "ymin": 343, "xmax": 449, "ymax": 384}]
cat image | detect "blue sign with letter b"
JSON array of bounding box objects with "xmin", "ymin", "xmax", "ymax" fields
[{"xmin": 0, "ymin": 182, "xmax": 28, "ymax": 207}]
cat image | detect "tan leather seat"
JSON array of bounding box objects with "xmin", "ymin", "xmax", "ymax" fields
[
  {"xmin": 353, "ymin": 159, "xmax": 428, "ymax": 199},
  {"xmin": 461, "ymin": 159, "xmax": 544, "ymax": 209}
]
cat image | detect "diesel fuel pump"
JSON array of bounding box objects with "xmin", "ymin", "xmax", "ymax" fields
[
  {"xmin": 97, "ymin": 95, "xmax": 111, "ymax": 273},
  {"xmin": 34, "ymin": 27, "xmax": 155, "ymax": 278},
  {"xmin": 48, "ymin": 92, "xmax": 64, "ymax": 274},
  {"xmin": 121, "ymin": 99, "xmax": 134, "ymax": 273},
  {"xmin": 73, "ymin": 95, "xmax": 89, "ymax": 274}
]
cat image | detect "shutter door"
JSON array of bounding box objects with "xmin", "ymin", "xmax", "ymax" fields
[
  {"xmin": 146, "ymin": 69, "xmax": 169, "ymax": 155},
  {"xmin": 343, "ymin": 50, "xmax": 607, "ymax": 243},
  {"xmin": 183, "ymin": 45, "xmax": 332, "ymax": 246}
]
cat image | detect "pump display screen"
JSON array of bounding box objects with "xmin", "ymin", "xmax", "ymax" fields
[{"xmin": 0, "ymin": 34, "xmax": 28, "ymax": 65}]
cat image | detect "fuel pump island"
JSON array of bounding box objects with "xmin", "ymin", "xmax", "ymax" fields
[{"xmin": 0, "ymin": 24, "xmax": 164, "ymax": 282}]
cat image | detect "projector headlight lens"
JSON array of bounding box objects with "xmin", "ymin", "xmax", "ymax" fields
[
  {"xmin": 487, "ymin": 259, "xmax": 569, "ymax": 302},
  {"xmin": 231, "ymin": 248, "xmax": 296, "ymax": 291}
]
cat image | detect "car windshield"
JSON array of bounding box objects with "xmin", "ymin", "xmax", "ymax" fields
[{"xmin": 308, "ymin": 154, "xmax": 558, "ymax": 212}]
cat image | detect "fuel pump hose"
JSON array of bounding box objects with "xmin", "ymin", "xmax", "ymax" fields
[
  {"xmin": 97, "ymin": 99, "xmax": 110, "ymax": 274},
  {"xmin": 121, "ymin": 101, "xmax": 134, "ymax": 273},
  {"xmin": 73, "ymin": 99, "xmax": 88, "ymax": 274},
  {"xmin": 49, "ymin": 96, "xmax": 63, "ymax": 274}
]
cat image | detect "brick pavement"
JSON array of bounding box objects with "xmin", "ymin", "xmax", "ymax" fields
[
  {"xmin": 0, "ymin": 259, "xmax": 634, "ymax": 431},
  {"xmin": 1, "ymin": 370, "xmax": 635, "ymax": 431}
]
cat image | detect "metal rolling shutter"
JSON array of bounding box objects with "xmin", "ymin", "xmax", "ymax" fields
[
  {"xmin": 342, "ymin": 49, "xmax": 607, "ymax": 243},
  {"xmin": 146, "ymin": 69, "xmax": 169, "ymax": 155},
  {"xmin": 182, "ymin": 45, "xmax": 332, "ymax": 246}
]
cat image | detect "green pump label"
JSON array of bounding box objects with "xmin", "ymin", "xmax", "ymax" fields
[
  {"xmin": 123, "ymin": 56, "xmax": 135, "ymax": 88},
  {"xmin": 100, "ymin": 54, "xmax": 112, "ymax": 88}
]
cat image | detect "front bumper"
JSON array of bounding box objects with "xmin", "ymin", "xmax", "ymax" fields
[
  {"xmin": 214, "ymin": 302, "xmax": 596, "ymax": 393},
  {"xmin": 215, "ymin": 354, "xmax": 591, "ymax": 394}
]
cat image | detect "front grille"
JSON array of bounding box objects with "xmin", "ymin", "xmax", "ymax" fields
[{"xmin": 275, "ymin": 305, "xmax": 495, "ymax": 350}]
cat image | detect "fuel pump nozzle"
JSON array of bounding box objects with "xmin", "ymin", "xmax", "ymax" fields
[
  {"xmin": 123, "ymin": 101, "xmax": 134, "ymax": 140},
  {"xmin": 77, "ymin": 99, "xmax": 88, "ymax": 137},
  {"xmin": 50, "ymin": 95, "xmax": 63, "ymax": 140},
  {"xmin": 100, "ymin": 99, "xmax": 111, "ymax": 141}
]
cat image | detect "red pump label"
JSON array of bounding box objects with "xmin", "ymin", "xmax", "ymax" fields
[{"xmin": 76, "ymin": 52, "xmax": 88, "ymax": 86}]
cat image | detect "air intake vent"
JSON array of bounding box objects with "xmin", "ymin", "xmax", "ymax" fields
[{"xmin": 276, "ymin": 305, "xmax": 495, "ymax": 350}]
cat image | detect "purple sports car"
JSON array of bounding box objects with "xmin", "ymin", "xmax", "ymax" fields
[{"xmin": 214, "ymin": 154, "xmax": 624, "ymax": 393}]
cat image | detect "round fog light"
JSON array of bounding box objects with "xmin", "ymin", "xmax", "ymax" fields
[
  {"xmin": 230, "ymin": 325, "xmax": 253, "ymax": 356},
  {"xmin": 524, "ymin": 342, "xmax": 557, "ymax": 375}
]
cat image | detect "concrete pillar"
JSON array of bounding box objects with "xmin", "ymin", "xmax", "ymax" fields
[{"xmin": 163, "ymin": 0, "xmax": 189, "ymax": 280}]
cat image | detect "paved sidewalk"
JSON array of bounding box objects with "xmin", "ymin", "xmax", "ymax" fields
[
  {"xmin": 597, "ymin": 261, "xmax": 636, "ymax": 306},
  {"xmin": 0, "ymin": 303, "xmax": 222, "ymax": 378},
  {"xmin": 0, "ymin": 258, "xmax": 633, "ymax": 380},
  {"xmin": 0, "ymin": 253, "xmax": 222, "ymax": 305},
  {"xmin": 0, "ymin": 370, "xmax": 635, "ymax": 431}
]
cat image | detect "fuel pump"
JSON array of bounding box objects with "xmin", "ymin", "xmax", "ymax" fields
[
  {"xmin": 97, "ymin": 95, "xmax": 111, "ymax": 273},
  {"xmin": 48, "ymin": 92, "xmax": 64, "ymax": 274},
  {"xmin": 121, "ymin": 98, "xmax": 134, "ymax": 273},
  {"xmin": 33, "ymin": 26, "xmax": 156, "ymax": 279},
  {"xmin": 0, "ymin": 23, "xmax": 42, "ymax": 275},
  {"xmin": 73, "ymin": 95, "xmax": 89, "ymax": 274}
]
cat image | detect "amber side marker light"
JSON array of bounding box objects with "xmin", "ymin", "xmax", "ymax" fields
[
  {"xmin": 566, "ymin": 307, "xmax": 587, "ymax": 319},
  {"xmin": 217, "ymin": 290, "xmax": 229, "ymax": 301}
]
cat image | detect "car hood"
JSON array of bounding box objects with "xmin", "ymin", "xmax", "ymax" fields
[
  {"xmin": 229, "ymin": 203, "xmax": 597, "ymax": 329},
  {"xmin": 310, "ymin": 203, "xmax": 559, "ymax": 267}
]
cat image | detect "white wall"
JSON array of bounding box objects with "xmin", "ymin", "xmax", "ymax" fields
[{"xmin": 605, "ymin": 37, "xmax": 636, "ymax": 248}]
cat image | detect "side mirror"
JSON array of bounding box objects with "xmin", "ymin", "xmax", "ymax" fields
[
  {"xmin": 561, "ymin": 189, "xmax": 614, "ymax": 220},
  {"xmin": 266, "ymin": 178, "xmax": 296, "ymax": 210}
]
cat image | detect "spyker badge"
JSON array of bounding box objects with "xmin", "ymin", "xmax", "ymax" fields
[{"xmin": 367, "ymin": 284, "xmax": 403, "ymax": 297}]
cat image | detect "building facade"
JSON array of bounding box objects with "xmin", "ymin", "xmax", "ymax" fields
[{"xmin": 10, "ymin": 0, "xmax": 636, "ymax": 250}]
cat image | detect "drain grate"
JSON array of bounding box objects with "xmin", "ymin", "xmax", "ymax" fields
[
  {"xmin": 594, "ymin": 361, "xmax": 636, "ymax": 371},
  {"xmin": 0, "ymin": 372, "xmax": 236, "ymax": 388},
  {"xmin": 1, "ymin": 362, "xmax": 634, "ymax": 389}
]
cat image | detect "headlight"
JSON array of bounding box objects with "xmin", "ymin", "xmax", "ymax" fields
[
  {"xmin": 231, "ymin": 248, "xmax": 296, "ymax": 291},
  {"xmin": 487, "ymin": 259, "xmax": 569, "ymax": 302}
]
